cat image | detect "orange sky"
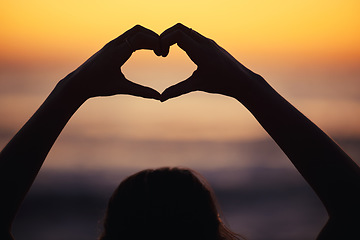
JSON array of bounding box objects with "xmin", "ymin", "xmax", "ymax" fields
[
  {"xmin": 1, "ymin": 0, "xmax": 359, "ymax": 66},
  {"xmin": 0, "ymin": 0, "xmax": 360, "ymax": 142}
]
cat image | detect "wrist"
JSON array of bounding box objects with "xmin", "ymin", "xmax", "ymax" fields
[
  {"xmin": 233, "ymin": 73, "xmax": 280, "ymax": 111},
  {"xmin": 227, "ymin": 68, "xmax": 269, "ymax": 104},
  {"xmin": 56, "ymin": 73, "xmax": 89, "ymax": 106},
  {"xmin": 51, "ymin": 75, "xmax": 88, "ymax": 111}
]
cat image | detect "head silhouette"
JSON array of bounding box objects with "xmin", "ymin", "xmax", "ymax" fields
[{"xmin": 99, "ymin": 167, "xmax": 241, "ymax": 240}]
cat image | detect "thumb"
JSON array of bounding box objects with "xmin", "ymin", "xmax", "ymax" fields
[
  {"xmin": 160, "ymin": 74, "xmax": 197, "ymax": 102},
  {"xmin": 122, "ymin": 79, "xmax": 161, "ymax": 100}
]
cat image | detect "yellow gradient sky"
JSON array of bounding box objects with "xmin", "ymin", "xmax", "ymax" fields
[
  {"xmin": 0, "ymin": 0, "xmax": 360, "ymax": 142},
  {"xmin": 1, "ymin": 0, "xmax": 360, "ymax": 66}
]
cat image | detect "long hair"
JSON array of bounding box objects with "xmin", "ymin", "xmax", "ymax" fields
[{"xmin": 99, "ymin": 167, "xmax": 243, "ymax": 240}]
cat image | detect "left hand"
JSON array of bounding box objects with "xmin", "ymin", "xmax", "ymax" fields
[
  {"xmin": 159, "ymin": 23, "xmax": 264, "ymax": 102},
  {"xmin": 62, "ymin": 25, "xmax": 162, "ymax": 101}
]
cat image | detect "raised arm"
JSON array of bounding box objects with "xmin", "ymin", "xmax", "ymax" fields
[
  {"xmin": 159, "ymin": 23, "xmax": 360, "ymax": 239},
  {"xmin": 0, "ymin": 25, "xmax": 161, "ymax": 240}
]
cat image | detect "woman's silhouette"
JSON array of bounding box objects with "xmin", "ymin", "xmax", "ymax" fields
[{"xmin": 0, "ymin": 23, "xmax": 359, "ymax": 240}]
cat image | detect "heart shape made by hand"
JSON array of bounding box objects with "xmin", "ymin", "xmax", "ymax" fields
[
  {"xmin": 75, "ymin": 23, "xmax": 250, "ymax": 102},
  {"xmin": 117, "ymin": 23, "xmax": 206, "ymax": 102},
  {"xmin": 122, "ymin": 47, "xmax": 197, "ymax": 94},
  {"xmin": 119, "ymin": 23, "xmax": 249, "ymax": 102}
]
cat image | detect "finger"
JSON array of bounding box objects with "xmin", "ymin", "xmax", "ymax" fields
[
  {"xmin": 161, "ymin": 23, "xmax": 208, "ymax": 43},
  {"xmin": 160, "ymin": 27, "xmax": 195, "ymax": 57},
  {"xmin": 188, "ymin": 28, "xmax": 209, "ymax": 43},
  {"xmin": 160, "ymin": 74, "xmax": 197, "ymax": 102},
  {"xmin": 127, "ymin": 31, "xmax": 161, "ymax": 55},
  {"xmin": 160, "ymin": 29, "xmax": 201, "ymax": 63},
  {"xmin": 160, "ymin": 23, "xmax": 207, "ymax": 57},
  {"xmin": 113, "ymin": 25, "xmax": 161, "ymax": 56},
  {"xmin": 122, "ymin": 80, "xmax": 161, "ymax": 100},
  {"xmin": 113, "ymin": 25, "xmax": 156, "ymax": 44}
]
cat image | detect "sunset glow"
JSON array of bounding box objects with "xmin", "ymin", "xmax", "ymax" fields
[
  {"xmin": 1, "ymin": 0, "xmax": 360, "ymax": 143},
  {"xmin": 1, "ymin": 1, "xmax": 359, "ymax": 65}
]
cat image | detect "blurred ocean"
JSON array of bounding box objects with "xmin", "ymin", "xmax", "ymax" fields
[
  {"xmin": 1, "ymin": 63, "xmax": 359, "ymax": 240},
  {"xmin": 9, "ymin": 138, "xmax": 360, "ymax": 240}
]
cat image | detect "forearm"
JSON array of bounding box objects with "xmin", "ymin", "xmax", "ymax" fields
[
  {"xmin": 235, "ymin": 75, "xmax": 360, "ymax": 216},
  {"xmin": 0, "ymin": 26, "xmax": 162, "ymax": 235},
  {"xmin": 0, "ymin": 75, "xmax": 85, "ymax": 229}
]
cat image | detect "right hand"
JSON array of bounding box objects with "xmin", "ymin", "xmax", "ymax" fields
[
  {"xmin": 61, "ymin": 25, "xmax": 162, "ymax": 102},
  {"xmin": 160, "ymin": 23, "xmax": 265, "ymax": 102}
]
